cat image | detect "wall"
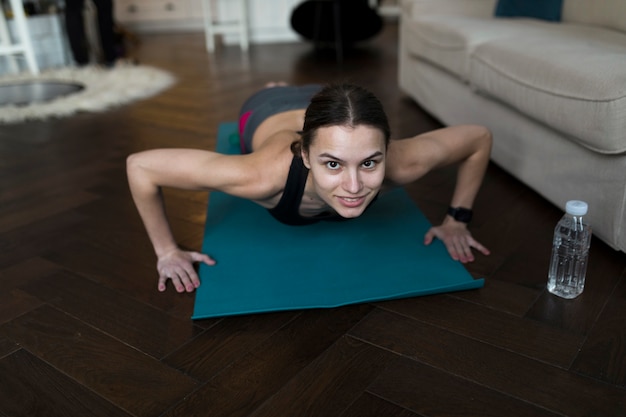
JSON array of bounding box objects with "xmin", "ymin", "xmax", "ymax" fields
[{"xmin": 115, "ymin": 0, "xmax": 302, "ymax": 44}]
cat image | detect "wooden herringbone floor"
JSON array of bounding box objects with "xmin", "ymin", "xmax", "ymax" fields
[{"xmin": 1, "ymin": 22, "xmax": 625, "ymax": 417}]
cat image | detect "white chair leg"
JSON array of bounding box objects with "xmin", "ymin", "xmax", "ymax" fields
[
  {"xmin": 202, "ymin": 0, "xmax": 249, "ymax": 53},
  {"xmin": 202, "ymin": 0, "xmax": 216, "ymax": 52},
  {"xmin": 8, "ymin": 0, "xmax": 39, "ymax": 74},
  {"xmin": 238, "ymin": 0, "xmax": 249, "ymax": 51},
  {"xmin": 0, "ymin": 5, "xmax": 20, "ymax": 73}
]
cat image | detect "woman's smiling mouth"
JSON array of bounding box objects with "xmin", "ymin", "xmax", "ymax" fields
[{"xmin": 337, "ymin": 195, "xmax": 368, "ymax": 208}]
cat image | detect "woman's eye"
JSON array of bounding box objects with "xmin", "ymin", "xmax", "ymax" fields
[
  {"xmin": 362, "ymin": 160, "xmax": 377, "ymax": 169},
  {"xmin": 326, "ymin": 161, "xmax": 340, "ymax": 170}
]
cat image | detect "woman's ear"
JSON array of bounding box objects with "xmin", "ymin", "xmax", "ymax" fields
[{"xmin": 301, "ymin": 149, "xmax": 311, "ymax": 169}]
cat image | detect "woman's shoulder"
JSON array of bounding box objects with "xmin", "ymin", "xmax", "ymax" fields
[{"xmin": 242, "ymin": 136, "xmax": 296, "ymax": 202}]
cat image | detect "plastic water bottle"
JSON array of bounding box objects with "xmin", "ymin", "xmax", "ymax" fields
[{"xmin": 547, "ymin": 200, "xmax": 592, "ymax": 299}]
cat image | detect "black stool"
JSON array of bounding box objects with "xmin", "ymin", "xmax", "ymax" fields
[{"xmin": 291, "ymin": 0, "xmax": 383, "ymax": 63}]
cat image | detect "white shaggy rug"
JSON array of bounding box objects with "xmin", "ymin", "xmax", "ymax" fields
[{"xmin": 0, "ymin": 63, "xmax": 176, "ymax": 124}]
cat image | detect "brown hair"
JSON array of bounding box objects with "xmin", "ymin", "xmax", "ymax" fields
[{"xmin": 291, "ymin": 83, "xmax": 390, "ymax": 156}]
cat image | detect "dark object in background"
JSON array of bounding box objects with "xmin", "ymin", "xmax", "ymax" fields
[
  {"xmin": 64, "ymin": 0, "xmax": 117, "ymax": 66},
  {"xmin": 22, "ymin": 1, "xmax": 38, "ymax": 15},
  {"xmin": 291, "ymin": 0, "xmax": 383, "ymax": 46}
]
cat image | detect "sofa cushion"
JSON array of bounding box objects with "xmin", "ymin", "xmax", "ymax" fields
[
  {"xmin": 470, "ymin": 23, "xmax": 626, "ymax": 154},
  {"xmin": 403, "ymin": 15, "xmax": 545, "ymax": 81},
  {"xmin": 494, "ymin": 0, "xmax": 563, "ymax": 22},
  {"xmin": 562, "ymin": 0, "xmax": 626, "ymax": 33}
]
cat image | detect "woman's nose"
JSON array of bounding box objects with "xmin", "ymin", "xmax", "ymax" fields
[{"xmin": 342, "ymin": 169, "xmax": 363, "ymax": 194}]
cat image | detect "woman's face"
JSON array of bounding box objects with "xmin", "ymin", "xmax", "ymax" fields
[{"xmin": 302, "ymin": 124, "xmax": 387, "ymax": 218}]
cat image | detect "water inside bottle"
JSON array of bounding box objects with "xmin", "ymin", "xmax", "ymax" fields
[{"xmin": 547, "ymin": 222, "xmax": 590, "ymax": 299}]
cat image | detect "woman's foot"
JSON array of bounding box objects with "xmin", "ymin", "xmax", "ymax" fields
[{"xmin": 265, "ymin": 81, "xmax": 288, "ymax": 88}]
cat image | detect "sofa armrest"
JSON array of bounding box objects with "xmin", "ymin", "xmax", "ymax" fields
[{"xmin": 400, "ymin": 0, "xmax": 498, "ymax": 20}]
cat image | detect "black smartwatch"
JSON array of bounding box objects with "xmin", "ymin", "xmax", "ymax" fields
[{"xmin": 447, "ymin": 206, "xmax": 473, "ymax": 223}]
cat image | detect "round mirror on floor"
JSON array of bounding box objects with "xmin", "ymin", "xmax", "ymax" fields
[{"xmin": 0, "ymin": 81, "xmax": 85, "ymax": 106}]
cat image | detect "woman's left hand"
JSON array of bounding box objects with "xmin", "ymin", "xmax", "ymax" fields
[{"xmin": 424, "ymin": 220, "xmax": 490, "ymax": 263}]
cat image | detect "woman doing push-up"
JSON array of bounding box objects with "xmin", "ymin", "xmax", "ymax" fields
[{"xmin": 127, "ymin": 83, "xmax": 492, "ymax": 293}]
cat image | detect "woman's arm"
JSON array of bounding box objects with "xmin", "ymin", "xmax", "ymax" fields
[
  {"xmin": 386, "ymin": 124, "xmax": 493, "ymax": 262},
  {"xmin": 126, "ymin": 148, "xmax": 275, "ymax": 292}
]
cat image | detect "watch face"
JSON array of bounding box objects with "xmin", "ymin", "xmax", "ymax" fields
[{"xmin": 456, "ymin": 209, "xmax": 472, "ymax": 222}]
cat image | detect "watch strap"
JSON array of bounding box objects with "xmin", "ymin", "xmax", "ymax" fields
[{"xmin": 447, "ymin": 206, "xmax": 473, "ymax": 223}]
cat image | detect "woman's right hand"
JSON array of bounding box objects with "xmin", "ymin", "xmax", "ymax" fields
[{"xmin": 156, "ymin": 248, "xmax": 216, "ymax": 293}]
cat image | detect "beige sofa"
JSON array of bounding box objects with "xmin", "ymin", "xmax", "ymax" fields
[{"xmin": 398, "ymin": 0, "xmax": 626, "ymax": 253}]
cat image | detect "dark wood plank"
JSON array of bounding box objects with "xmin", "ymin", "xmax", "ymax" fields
[
  {"xmin": 0, "ymin": 336, "xmax": 18, "ymax": 359},
  {"xmin": 349, "ymin": 308, "xmax": 626, "ymax": 416},
  {"xmin": 19, "ymin": 271, "xmax": 204, "ymax": 359},
  {"xmin": 0, "ymin": 189, "xmax": 98, "ymax": 234},
  {"xmin": 0, "ymin": 305, "xmax": 198, "ymax": 417},
  {"xmin": 164, "ymin": 311, "xmax": 300, "ymax": 380},
  {"xmin": 250, "ymin": 336, "xmax": 394, "ymax": 417},
  {"xmin": 0, "ymin": 349, "xmax": 133, "ymax": 417},
  {"xmin": 0, "ymin": 258, "xmax": 60, "ymax": 324},
  {"xmin": 368, "ymin": 356, "xmax": 562, "ymax": 417},
  {"xmin": 375, "ymin": 294, "xmax": 582, "ymax": 367},
  {"xmin": 471, "ymin": 188, "xmax": 558, "ymax": 288},
  {"xmin": 452, "ymin": 277, "xmax": 542, "ymax": 316},
  {"xmin": 0, "ymin": 210, "xmax": 88, "ymax": 269},
  {"xmin": 162, "ymin": 305, "xmax": 372, "ymax": 417},
  {"xmin": 338, "ymin": 392, "xmax": 421, "ymax": 417},
  {"xmin": 0, "ymin": 289, "xmax": 43, "ymax": 326},
  {"xmin": 0, "ymin": 258, "xmax": 62, "ymax": 291},
  {"xmin": 572, "ymin": 270, "xmax": 626, "ymax": 386}
]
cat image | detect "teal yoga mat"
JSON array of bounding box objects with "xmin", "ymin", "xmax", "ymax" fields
[{"xmin": 192, "ymin": 122, "xmax": 484, "ymax": 319}]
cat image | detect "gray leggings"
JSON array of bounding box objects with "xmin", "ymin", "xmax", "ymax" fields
[{"xmin": 238, "ymin": 84, "xmax": 322, "ymax": 153}]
